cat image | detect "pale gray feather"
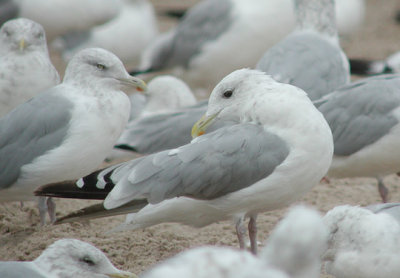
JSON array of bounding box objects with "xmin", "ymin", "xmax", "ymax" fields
[
  {"xmin": 0, "ymin": 262, "xmax": 46, "ymax": 278},
  {"xmin": 366, "ymin": 203, "xmax": 400, "ymax": 223},
  {"xmin": 112, "ymin": 123, "xmax": 289, "ymax": 205},
  {"xmin": 317, "ymin": 74, "xmax": 400, "ymax": 156},
  {"xmin": 148, "ymin": 0, "xmax": 232, "ymax": 70},
  {"xmin": 256, "ymin": 32, "xmax": 348, "ymax": 100},
  {"xmin": 0, "ymin": 89, "xmax": 73, "ymax": 189}
]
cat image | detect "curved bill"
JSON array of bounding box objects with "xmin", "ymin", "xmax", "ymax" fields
[{"xmin": 191, "ymin": 111, "xmax": 220, "ymax": 138}]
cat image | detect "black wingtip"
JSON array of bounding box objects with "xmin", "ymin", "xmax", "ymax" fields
[
  {"xmin": 158, "ymin": 8, "xmax": 187, "ymax": 19},
  {"xmin": 114, "ymin": 144, "xmax": 138, "ymax": 152},
  {"xmin": 34, "ymin": 181, "xmax": 110, "ymax": 200},
  {"xmin": 55, "ymin": 199, "xmax": 149, "ymax": 225},
  {"xmin": 349, "ymin": 58, "xmax": 394, "ymax": 76}
]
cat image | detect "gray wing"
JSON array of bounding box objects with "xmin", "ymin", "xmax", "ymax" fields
[
  {"xmin": 0, "ymin": 0, "xmax": 18, "ymax": 26},
  {"xmin": 148, "ymin": 0, "xmax": 233, "ymax": 70},
  {"xmin": 0, "ymin": 89, "xmax": 73, "ymax": 189},
  {"xmin": 366, "ymin": 203, "xmax": 400, "ymax": 224},
  {"xmin": 0, "ymin": 262, "xmax": 46, "ymax": 278},
  {"xmin": 318, "ymin": 74, "xmax": 400, "ymax": 156},
  {"xmin": 107, "ymin": 123, "xmax": 290, "ymax": 207},
  {"xmin": 116, "ymin": 101, "xmax": 208, "ymax": 154},
  {"xmin": 256, "ymin": 32, "xmax": 349, "ymax": 100}
]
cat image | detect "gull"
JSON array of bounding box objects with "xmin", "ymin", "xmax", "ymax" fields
[
  {"xmin": 256, "ymin": 0, "xmax": 350, "ymax": 101},
  {"xmin": 0, "ymin": 47, "xmax": 146, "ymax": 225},
  {"xmin": 36, "ymin": 69, "xmax": 333, "ymax": 254},
  {"xmin": 52, "ymin": 0, "xmax": 158, "ymax": 68},
  {"xmin": 141, "ymin": 206, "xmax": 327, "ymax": 278},
  {"xmin": 0, "ymin": 238, "xmax": 136, "ymax": 278},
  {"xmin": 133, "ymin": 0, "xmax": 361, "ymax": 93},
  {"xmin": 316, "ymin": 74, "xmax": 400, "ymax": 202},
  {"xmin": 112, "ymin": 75, "xmax": 197, "ymax": 155},
  {"xmin": 0, "ymin": 18, "xmax": 60, "ymax": 117},
  {"xmin": 323, "ymin": 205, "xmax": 400, "ymax": 278}
]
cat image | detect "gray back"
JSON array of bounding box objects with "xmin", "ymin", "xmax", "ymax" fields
[
  {"xmin": 366, "ymin": 203, "xmax": 400, "ymax": 224},
  {"xmin": 318, "ymin": 74, "xmax": 400, "ymax": 156},
  {"xmin": 113, "ymin": 123, "xmax": 290, "ymax": 204},
  {"xmin": 0, "ymin": 89, "xmax": 73, "ymax": 189},
  {"xmin": 256, "ymin": 32, "xmax": 349, "ymax": 101},
  {"xmin": 149, "ymin": 0, "xmax": 233, "ymax": 69}
]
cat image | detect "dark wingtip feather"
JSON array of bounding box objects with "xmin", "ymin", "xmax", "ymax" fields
[
  {"xmin": 55, "ymin": 199, "xmax": 149, "ymax": 225},
  {"xmin": 158, "ymin": 8, "xmax": 187, "ymax": 19},
  {"xmin": 114, "ymin": 144, "xmax": 138, "ymax": 152},
  {"xmin": 129, "ymin": 67, "xmax": 156, "ymax": 76}
]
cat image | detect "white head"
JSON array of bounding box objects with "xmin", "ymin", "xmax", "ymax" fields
[
  {"xmin": 0, "ymin": 18, "xmax": 48, "ymax": 54},
  {"xmin": 261, "ymin": 206, "xmax": 328, "ymax": 278},
  {"xmin": 192, "ymin": 69, "xmax": 310, "ymax": 137},
  {"xmin": 63, "ymin": 48, "xmax": 147, "ymax": 92},
  {"xmin": 34, "ymin": 239, "xmax": 136, "ymax": 278},
  {"xmin": 143, "ymin": 75, "xmax": 196, "ymax": 114}
]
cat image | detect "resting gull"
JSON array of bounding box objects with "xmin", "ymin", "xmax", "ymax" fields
[
  {"xmin": 141, "ymin": 206, "xmax": 327, "ymax": 278},
  {"xmin": 0, "ymin": 238, "xmax": 136, "ymax": 278},
  {"xmin": 36, "ymin": 69, "xmax": 333, "ymax": 254},
  {"xmin": 0, "ymin": 47, "xmax": 146, "ymax": 225},
  {"xmin": 108, "ymin": 75, "xmax": 196, "ymax": 159},
  {"xmin": 0, "ymin": 18, "xmax": 60, "ymax": 117},
  {"xmin": 316, "ymin": 74, "xmax": 400, "ymax": 202},
  {"xmin": 323, "ymin": 205, "xmax": 400, "ymax": 278},
  {"xmin": 256, "ymin": 0, "xmax": 350, "ymax": 101}
]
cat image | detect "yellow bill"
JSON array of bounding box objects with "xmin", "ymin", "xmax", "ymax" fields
[{"xmin": 191, "ymin": 112, "xmax": 220, "ymax": 138}]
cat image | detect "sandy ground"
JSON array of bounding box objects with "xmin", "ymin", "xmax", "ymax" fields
[{"xmin": 2, "ymin": 0, "xmax": 400, "ymax": 277}]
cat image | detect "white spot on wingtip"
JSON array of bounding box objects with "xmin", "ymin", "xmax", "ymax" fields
[{"xmin": 76, "ymin": 179, "xmax": 84, "ymax": 188}]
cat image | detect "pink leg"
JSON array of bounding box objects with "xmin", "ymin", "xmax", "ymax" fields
[
  {"xmin": 377, "ymin": 177, "xmax": 388, "ymax": 203},
  {"xmin": 248, "ymin": 214, "xmax": 258, "ymax": 254},
  {"xmin": 235, "ymin": 216, "xmax": 246, "ymax": 250},
  {"xmin": 47, "ymin": 197, "xmax": 57, "ymax": 224}
]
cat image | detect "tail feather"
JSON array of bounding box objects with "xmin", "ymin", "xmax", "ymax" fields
[{"xmin": 56, "ymin": 199, "xmax": 148, "ymax": 224}]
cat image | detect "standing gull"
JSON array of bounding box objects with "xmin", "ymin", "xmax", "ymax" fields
[
  {"xmin": 256, "ymin": 0, "xmax": 350, "ymax": 101},
  {"xmin": 323, "ymin": 205, "xmax": 400, "ymax": 278},
  {"xmin": 0, "ymin": 238, "xmax": 136, "ymax": 278},
  {"xmin": 316, "ymin": 74, "xmax": 400, "ymax": 202},
  {"xmin": 36, "ymin": 69, "xmax": 333, "ymax": 254},
  {"xmin": 0, "ymin": 47, "xmax": 146, "ymax": 225},
  {"xmin": 0, "ymin": 18, "xmax": 60, "ymax": 116}
]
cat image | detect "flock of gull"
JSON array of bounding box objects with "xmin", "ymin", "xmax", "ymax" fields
[{"xmin": 1, "ymin": 0, "xmax": 400, "ymax": 277}]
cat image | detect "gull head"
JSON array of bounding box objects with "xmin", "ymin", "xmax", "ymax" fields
[
  {"xmin": 0, "ymin": 18, "xmax": 47, "ymax": 53},
  {"xmin": 63, "ymin": 48, "xmax": 146, "ymax": 92},
  {"xmin": 193, "ymin": 69, "xmax": 307, "ymax": 138},
  {"xmin": 34, "ymin": 239, "xmax": 137, "ymax": 278}
]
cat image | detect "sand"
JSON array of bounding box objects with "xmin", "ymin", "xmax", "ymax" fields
[{"xmin": 1, "ymin": 0, "xmax": 400, "ymax": 277}]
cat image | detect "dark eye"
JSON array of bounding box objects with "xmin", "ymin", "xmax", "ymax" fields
[
  {"xmin": 80, "ymin": 256, "xmax": 95, "ymax": 266},
  {"xmin": 223, "ymin": 89, "xmax": 233, "ymax": 98},
  {"xmin": 3, "ymin": 29, "xmax": 11, "ymax": 37},
  {"xmin": 35, "ymin": 32, "xmax": 44, "ymax": 39},
  {"xmin": 96, "ymin": 63, "xmax": 106, "ymax": 70}
]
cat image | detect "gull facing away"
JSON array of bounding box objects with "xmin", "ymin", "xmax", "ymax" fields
[
  {"xmin": 256, "ymin": 0, "xmax": 350, "ymax": 101},
  {"xmin": 0, "ymin": 18, "xmax": 60, "ymax": 117},
  {"xmin": 141, "ymin": 206, "xmax": 327, "ymax": 278},
  {"xmin": 0, "ymin": 47, "xmax": 146, "ymax": 225},
  {"xmin": 36, "ymin": 69, "xmax": 333, "ymax": 254},
  {"xmin": 322, "ymin": 205, "xmax": 400, "ymax": 278},
  {"xmin": 0, "ymin": 238, "xmax": 136, "ymax": 278},
  {"xmin": 316, "ymin": 74, "xmax": 400, "ymax": 202}
]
